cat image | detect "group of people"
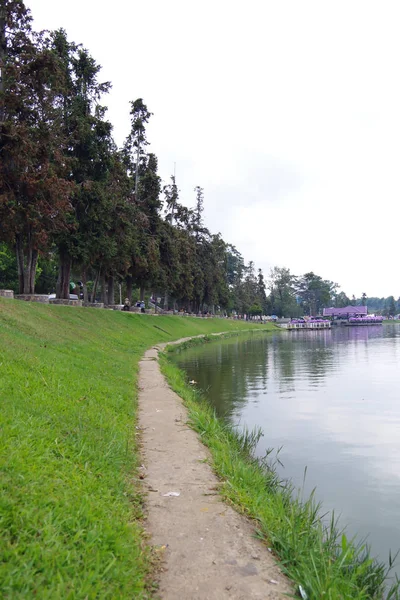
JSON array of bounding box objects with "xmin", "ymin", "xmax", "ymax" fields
[{"xmin": 122, "ymin": 299, "xmax": 145, "ymax": 312}]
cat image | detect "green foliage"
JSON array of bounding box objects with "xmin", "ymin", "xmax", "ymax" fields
[
  {"xmin": 352, "ymin": 296, "xmax": 400, "ymax": 316},
  {"xmin": 268, "ymin": 266, "xmax": 300, "ymax": 317},
  {"xmin": 296, "ymin": 272, "xmax": 337, "ymax": 316},
  {"xmin": 334, "ymin": 290, "xmax": 351, "ymax": 308},
  {"xmin": 387, "ymin": 296, "xmax": 396, "ymax": 317},
  {"xmin": 0, "ymin": 242, "xmax": 18, "ymax": 291},
  {"xmin": 361, "ymin": 292, "xmax": 367, "ymax": 306},
  {"xmin": 249, "ymin": 303, "xmax": 262, "ymax": 316}
]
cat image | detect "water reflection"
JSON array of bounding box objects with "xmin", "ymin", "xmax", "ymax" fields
[{"xmin": 173, "ymin": 325, "xmax": 400, "ymax": 572}]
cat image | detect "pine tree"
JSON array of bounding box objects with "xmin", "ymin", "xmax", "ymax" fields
[{"xmin": 50, "ymin": 29, "xmax": 117, "ymax": 299}]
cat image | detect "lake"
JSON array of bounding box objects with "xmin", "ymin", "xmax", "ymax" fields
[{"xmin": 172, "ymin": 324, "xmax": 400, "ymax": 571}]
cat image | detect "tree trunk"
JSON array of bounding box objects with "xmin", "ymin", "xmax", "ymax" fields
[
  {"xmin": 126, "ymin": 276, "xmax": 133, "ymax": 303},
  {"xmin": 82, "ymin": 269, "xmax": 88, "ymax": 303},
  {"xmin": 107, "ymin": 276, "xmax": 115, "ymax": 305},
  {"xmin": 15, "ymin": 235, "xmax": 38, "ymax": 294},
  {"xmin": 164, "ymin": 291, "xmax": 168, "ymax": 311},
  {"xmin": 57, "ymin": 250, "xmax": 71, "ymax": 299},
  {"xmin": 140, "ymin": 286, "xmax": 145, "ymax": 301},
  {"xmin": 0, "ymin": 5, "xmax": 6, "ymax": 125},
  {"xmin": 15, "ymin": 237, "xmax": 24, "ymax": 294},
  {"xmin": 100, "ymin": 273, "xmax": 107, "ymax": 304},
  {"xmin": 92, "ymin": 270, "xmax": 100, "ymax": 303},
  {"xmin": 29, "ymin": 250, "xmax": 38, "ymax": 294}
]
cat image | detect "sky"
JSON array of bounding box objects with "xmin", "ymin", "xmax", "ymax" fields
[{"xmin": 26, "ymin": 0, "xmax": 400, "ymax": 298}]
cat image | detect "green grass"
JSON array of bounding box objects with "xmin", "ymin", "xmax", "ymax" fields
[
  {"xmin": 160, "ymin": 349, "xmax": 400, "ymax": 599},
  {"xmin": 0, "ymin": 297, "xmax": 272, "ymax": 599}
]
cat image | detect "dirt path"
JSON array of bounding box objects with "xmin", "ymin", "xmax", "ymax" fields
[{"xmin": 138, "ymin": 343, "xmax": 292, "ymax": 600}]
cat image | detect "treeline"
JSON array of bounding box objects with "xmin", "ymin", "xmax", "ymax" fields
[
  {"xmin": 352, "ymin": 296, "xmax": 400, "ymax": 317},
  {"xmin": 268, "ymin": 269, "xmax": 400, "ymax": 317},
  {"xmin": 0, "ymin": 2, "xmax": 270, "ymax": 314}
]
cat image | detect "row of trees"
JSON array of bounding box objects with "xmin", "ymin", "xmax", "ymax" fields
[
  {"xmin": 269, "ymin": 268, "xmax": 338, "ymax": 317},
  {"xmin": 268, "ymin": 268, "xmax": 400, "ymax": 317},
  {"xmin": 353, "ymin": 296, "xmax": 400, "ymax": 317},
  {"xmin": 0, "ymin": 1, "xmax": 273, "ymax": 314}
]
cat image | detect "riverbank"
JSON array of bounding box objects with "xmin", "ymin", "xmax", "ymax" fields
[
  {"xmin": 161, "ymin": 337, "xmax": 400, "ymax": 599},
  {"xmin": 0, "ymin": 297, "xmax": 273, "ymax": 598}
]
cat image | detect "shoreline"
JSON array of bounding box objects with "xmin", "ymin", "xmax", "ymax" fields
[
  {"xmin": 138, "ymin": 335, "xmax": 291, "ymax": 599},
  {"xmin": 158, "ymin": 333, "xmax": 399, "ymax": 599}
]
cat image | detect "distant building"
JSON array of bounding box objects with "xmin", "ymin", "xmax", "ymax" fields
[{"xmin": 323, "ymin": 306, "xmax": 368, "ymax": 318}]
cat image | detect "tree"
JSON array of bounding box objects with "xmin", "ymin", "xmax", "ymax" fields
[
  {"xmin": 223, "ymin": 245, "xmax": 244, "ymax": 313},
  {"xmin": 257, "ymin": 268, "xmax": 269, "ymax": 314},
  {"xmin": 296, "ymin": 272, "xmax": 335, "ymax": 316},
  {"xmin": 192, "ymin": 186, "xmax": 205, "ymax": 241},
  {"xmin": 129, "ymin": 152, "xmax": 162, "ymax": 300},
  {"xmin": 387, "ymin": 296, "xmax": 396, "ymax": 317},
  {"xmin": 50, "ymin": 30, "xmax": 121, "ymax": 300},
  {"xmin": 187, "ymin": 186, "xmax": 210, "ymax": 312},
  {"xmin": 361, "ymin": 292, "xmax": 367, "ymax": 306},
  {"xmin": 202, "ymin": 234, "xmax": 229, "ymax": 313},
  {"xmin": 335, "ymin": 291, "xmax": 350, "ymax": 308},
  {"xmin": 268, "ymin": 266, "xmax": 298, "ymax": 317},
  {"xmin": 0, "ymin": 242, "xmax": 18, "ymax": 290},
  {"xmin": 0, "ymin": 5, "xmax": 73, "ymax": 293},
  {"xmin": 164, "ymin": 175, "xmax": 179, "ymax": 225},
  {"xmin": 123, "ymin": 98, "xmax": 152, "ymax": 202},
  {"xmin": 239, "ymin": 261, "xmax": 258, "ymax": 316},
  {"xmin": 122, "ymin": 99, "xmax": 161, "ymax": 302},
  {"xmin": 160, "ymin": 175, "xmax": 187, "ymax": 308}
]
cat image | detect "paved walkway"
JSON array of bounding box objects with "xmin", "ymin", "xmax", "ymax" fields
[{"xmin": 138, "ymin": 343, "xmax": 292, "ymax": 600}]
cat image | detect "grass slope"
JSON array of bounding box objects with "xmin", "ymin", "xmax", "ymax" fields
[{"xmin": 0, "ymin": 298, "xmax": 271, "ymax": 599}]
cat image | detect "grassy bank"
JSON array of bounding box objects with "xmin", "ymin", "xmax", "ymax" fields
[
  {"xmin": 161, "ymin": 344, "xmax": 400, "ymax": 599},
  {"xmin": 0, "ymin": 297, "xmax": 272, "ymax": 599}
]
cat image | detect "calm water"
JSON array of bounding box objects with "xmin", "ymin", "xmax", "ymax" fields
[{"xmin": 173, "ymin": 325, "xmax": 400, "ymax": 568}]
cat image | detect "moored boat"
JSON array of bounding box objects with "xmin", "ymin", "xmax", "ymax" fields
[{"xmin": 287, "ymin": 318, "xmax": 331, "ymax": 330}]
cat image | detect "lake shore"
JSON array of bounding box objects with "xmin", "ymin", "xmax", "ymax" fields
[
  {"xmin": 161, "ymin": 333, "xmax": 400, "ymax": 599},
  {"xmin": 139, "ymin": 339, "xmax": 291, "ymax": 599}
]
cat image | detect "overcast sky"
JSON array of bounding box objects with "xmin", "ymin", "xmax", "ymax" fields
[{"xmin": 26, "ymin": 0, "xmax": 400, "ymax": 298}]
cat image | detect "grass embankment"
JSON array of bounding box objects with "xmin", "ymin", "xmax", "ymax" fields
[
  {"xmin": 0, "ymin": 297, "xmax": 270, "ymax": 599},
  {"xmin": 161, "ymin": 342, "xmax": 400, "ymax": 600}
]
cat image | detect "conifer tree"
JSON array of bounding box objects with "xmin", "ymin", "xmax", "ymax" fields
[{"xmin": 0, "ymin": 3, "xmax": 72, "ymax": 294}]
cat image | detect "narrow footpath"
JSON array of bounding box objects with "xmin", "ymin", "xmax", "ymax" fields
[{"xmin": 138, "ymin": 343, "xmax": 292, "ymax": 600}]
